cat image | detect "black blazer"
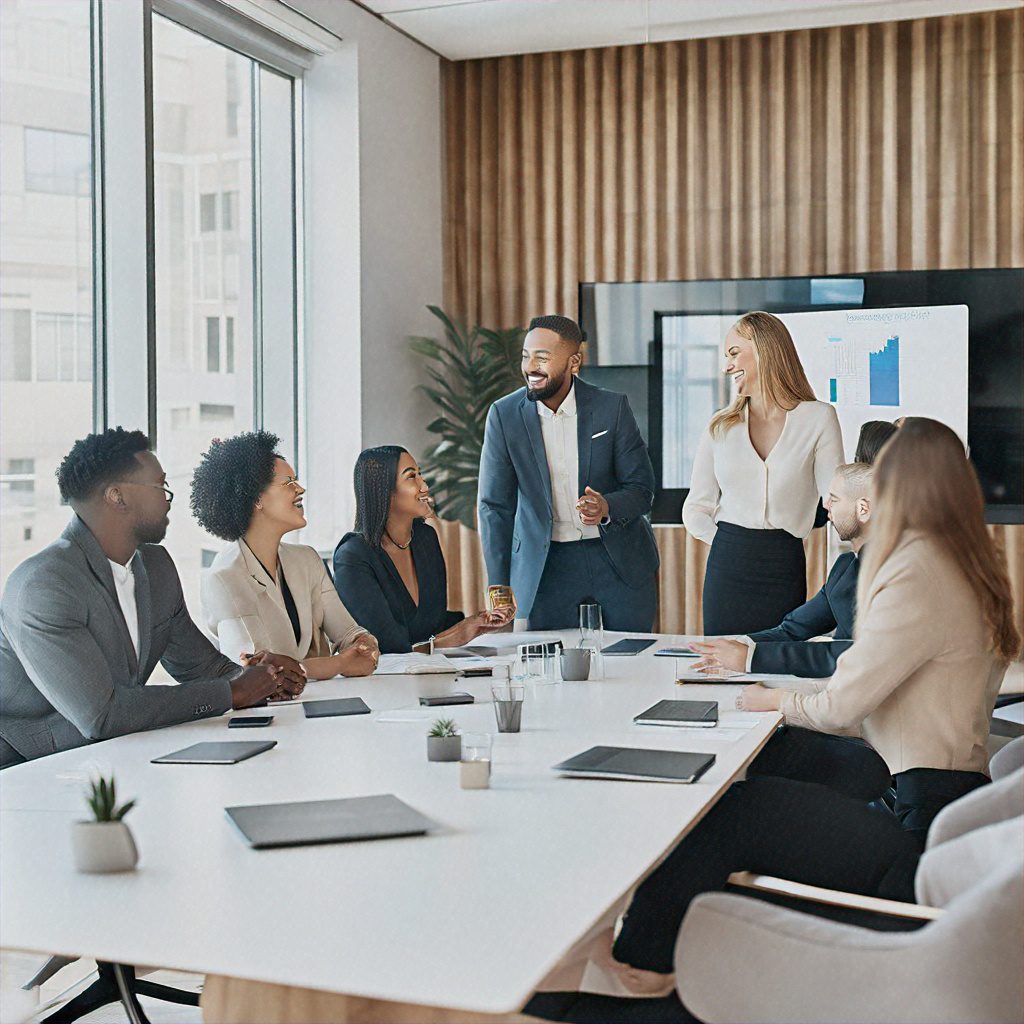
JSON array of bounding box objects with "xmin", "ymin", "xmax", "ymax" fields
[
  {"xmin": 332, "ymin": 520, "xmax": 464, "ymax": 654},
  {"xmin": 747, "ymin": 551, "xmax": 859, "ymax": 678}
]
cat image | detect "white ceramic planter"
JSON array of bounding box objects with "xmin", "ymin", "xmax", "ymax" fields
[
  {"xmin": 71, "ymin": 821, "xmax": 139, "ymax": 873},
  {"xmin": 426, "ymin": 735, "xmax": 462, "ymax": 762}
]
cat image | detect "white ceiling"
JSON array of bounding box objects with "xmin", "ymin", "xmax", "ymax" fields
[{"xmin": 357, "ymin": 0, "xmax": 1023, "ymax": 60}]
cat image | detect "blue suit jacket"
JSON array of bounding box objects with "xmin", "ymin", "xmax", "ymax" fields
[
  {"xmin": 477, "ymin": 378, "xmax": 660, "ymax": 618},
  {"xmin": 747, "ymin": 551, "xmax": 859, "ymax": 678}
]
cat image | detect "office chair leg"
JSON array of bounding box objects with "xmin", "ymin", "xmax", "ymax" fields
[
  {"xmin": 40, "ymin": 962, "xmax": 152, "ymax": 1024},
  {"xmin": 112, "ymin": 963, "xmax": 152, "ymax": 1024},
  {"xmin": 134, "ymin": 980, "xmax": 200, "ymax": 1006}
]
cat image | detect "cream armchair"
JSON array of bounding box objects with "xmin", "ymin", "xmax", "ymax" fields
[{"xmin": 674, "ymin": 738, "xmax": 1024, "ymax": 1024}]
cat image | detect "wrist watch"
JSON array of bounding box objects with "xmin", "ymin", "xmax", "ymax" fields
[{"xmin": 428, "ymin": 635, "xmax": 437, "ymax": 656}]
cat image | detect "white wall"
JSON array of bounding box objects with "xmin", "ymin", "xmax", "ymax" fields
[{"xmin": 289, "ymin": 0, "xmax": 443, "ymax": 551}]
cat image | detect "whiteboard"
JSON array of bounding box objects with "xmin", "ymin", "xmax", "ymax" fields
[
  {"xmin": 659, "ymin": 304, "xmax": 969, "ymax": 485},
  {"xmin": 778, "ymin": 305, "xmax": 969, "ymax": 460}
]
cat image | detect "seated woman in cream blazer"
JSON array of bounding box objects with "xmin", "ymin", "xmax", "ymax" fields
[
  {"xmin": 192, "ymin": 431, "xmax": 378, "ymax": 679},
  {"xmin": 737, "ymin": 418, "xmax": 1021, "ymax": 841}
]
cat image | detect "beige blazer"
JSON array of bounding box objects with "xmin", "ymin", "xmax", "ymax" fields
[
  {"xmin": 201, "ymin": 541, "xmax": 366, "ymax": 664},
  {"xmin": 780, "ymin": 531, "xmax": 1006, "ymax": 775}
]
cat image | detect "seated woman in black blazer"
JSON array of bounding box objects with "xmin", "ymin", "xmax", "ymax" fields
[{"xmin": 333, "ymin": 446, "xmax": 514, "ymax": 654}]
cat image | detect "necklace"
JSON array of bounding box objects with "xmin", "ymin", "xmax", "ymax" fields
[{"xmin": 385, "ymin": 529, "xmax": 413, "ymax": 551}]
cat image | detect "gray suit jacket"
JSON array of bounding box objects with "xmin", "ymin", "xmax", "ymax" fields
[
  {"xmin": 478, "ymin": 377, "xmax": 660, "ymax": 617},
  {"xmin": 0, "ymin": 516, "xmax": 237, "ymax": 766}
]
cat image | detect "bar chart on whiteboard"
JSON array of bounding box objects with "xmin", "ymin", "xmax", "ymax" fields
[{"xmin": 780, "ymin": 305, "xmax": 968, "ymax": 460}]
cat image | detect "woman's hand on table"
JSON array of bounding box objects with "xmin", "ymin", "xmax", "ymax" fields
[
  {"xmin": 735, "ymin": 683, "xmax": 783, "ymax": 713},
  {"xmin": 689, "ymin": 638, "xmax": 748, "ymax": 674},
  {"xmin": 335, "ymin": 636, "xmax": 379, "ymax": 677}
]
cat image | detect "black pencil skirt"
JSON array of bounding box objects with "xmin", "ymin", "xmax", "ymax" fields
[{"xmin": 702, "ymin": 522, "xmax": 806, "ymax": 635}]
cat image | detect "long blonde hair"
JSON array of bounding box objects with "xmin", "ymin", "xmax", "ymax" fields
[
  {"xmin": 709, "ymin": 311, "xmax": 816, "ymax": 438},
  {"xmin": 857, "ymin": 417, "xmax": 1021, "ymax": 662}
]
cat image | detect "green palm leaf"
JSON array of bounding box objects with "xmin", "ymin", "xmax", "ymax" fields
[{"xmin": 409, "ymin": 308, "xmax": 524, "ymax": 528}]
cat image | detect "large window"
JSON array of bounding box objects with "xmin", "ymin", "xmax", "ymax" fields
[
  {"xmin": 0, "ymin": 0, "xmax": 94, "ymax": 592},
  {"xmin": 0, "ymin": 0, "xmax": 304, "ymax": 622},
  {"xmin": 153, "ymin": 12, "xmax": 298, "ymax": 620}
]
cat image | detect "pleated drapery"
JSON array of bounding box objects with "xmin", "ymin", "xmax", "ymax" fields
[{"xmin": 438, "ymin": 8, "xmax": 1024, "ymax": 636}]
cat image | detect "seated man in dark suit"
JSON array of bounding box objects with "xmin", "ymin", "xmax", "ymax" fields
[
  {"xmin": 691, "ymin": 462, "xmax": 872, "ymax": 678},
  {"xmin": 0, "ymin": 428, "xmax": 305, "ymax": 768}
]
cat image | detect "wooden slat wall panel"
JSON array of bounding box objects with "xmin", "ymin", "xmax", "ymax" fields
[{"xmin": 439, "ymin": 9, "xmax": 1024, "ymax": 636}]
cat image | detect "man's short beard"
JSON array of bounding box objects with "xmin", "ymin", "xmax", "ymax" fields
[
  {"xmin": 525, "ymin": 371, "xmax": 566, "ymax": 402},
  {"xmin": 832, "ymin": 515, "xmax": 860, "ymax": 543},
  {"xmin": 135, "ymin": 518, "xmax": 169, "ymax": 546}
]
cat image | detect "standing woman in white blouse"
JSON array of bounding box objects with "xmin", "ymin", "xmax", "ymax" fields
[{"xmin": 683, "ymin": 312, "xmax": 844, "ymax": 635}]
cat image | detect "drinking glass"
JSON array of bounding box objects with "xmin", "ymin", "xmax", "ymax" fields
[
  {"xmin": 491, "ymin": 683, "xmax": 525, "ymax": 733},
  {"xmin": 460, "ymin": 732, "xmax": 492, "ymax": 789},
  {"xmin": 579, "ymin": 603, "xmax": 604, "ymax": 679}
]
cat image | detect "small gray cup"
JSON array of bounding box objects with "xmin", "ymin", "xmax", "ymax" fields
[
  {"xmin": 491, "ymin": 684, "xmax": 525, "ymax": 733},
  {"xmin": 560, "ymin": 647, "xmax": 592, "ymax": 681}
]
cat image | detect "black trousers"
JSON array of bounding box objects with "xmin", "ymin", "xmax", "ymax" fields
[
  {"xmin": 528, "ymin": 539, "xmax": 657, "ymax": 633},
  {"xmin": 702, "ymin": 523, "xmax": 806, "ymax": 635},
  {"xmin": 611, "ymin": 775, "xmax": 921, "ymax": 974},
  {"xmin": 749, "ymin": 726, "xmax": 989, "ymax": 844}
]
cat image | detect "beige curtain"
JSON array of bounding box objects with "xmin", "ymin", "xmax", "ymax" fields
[{"xmin": 439, "ymin": 8, "xmax": 1023, "ymax": 637}]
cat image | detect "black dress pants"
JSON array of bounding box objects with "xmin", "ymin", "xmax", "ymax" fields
[
  {"xmin": 747, "ymin": 725, "xmax": 893, "ymax": 801},
  {"xmin": 748, "ymin": 726, "xmax": 990, "ymax": 843},
  {"xmin": 611, "ymin": 775, "xmax": 920, "ymax": 974}
]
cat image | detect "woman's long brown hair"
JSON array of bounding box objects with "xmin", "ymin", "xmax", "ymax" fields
[{"xmin": 857, "ymin": 417, "xmax": 1020, "ymax": 662}]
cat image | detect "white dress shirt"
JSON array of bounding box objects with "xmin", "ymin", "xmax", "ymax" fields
[
  {"xmin": 108, "ymin": 557, "xmax": 140, "ymax": 658},
  {"xmin": 682, "ymin": 400, "xmax": 844, "ymax": 543},
  {"xmin": 536, "ymin": 382, "xmax": 600, "ymax": 543}
]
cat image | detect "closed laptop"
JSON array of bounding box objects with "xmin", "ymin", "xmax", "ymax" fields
[
  {"xmin": 553, "ymin": 746, "xmax": 716, "ymax": 783},
  {"xmin": 225, "ymin": 793, "xmax": 437, "ymax": 849}
]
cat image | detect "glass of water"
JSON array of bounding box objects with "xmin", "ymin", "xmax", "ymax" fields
[{"xmin": 579, "ymin": 603, "xmax": 604, "ymax": 679}]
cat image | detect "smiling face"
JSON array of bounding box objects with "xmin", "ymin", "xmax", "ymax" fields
[
  {"xmin": 391, "ymin": 451, "xmax": 433, "ymax": 520},
  {"xmin": 521, "ymin": 327, "xmax": 581, "ymax": 402},
  {"xmin": 723, "ymin": 327, "xmax": 758, "ymax": 397},
  {"xmin": 256, "ymin": 458, "xmax": 306, "ymax": 534}
]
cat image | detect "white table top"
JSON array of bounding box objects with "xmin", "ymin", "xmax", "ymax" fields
[{"xmin": 0, "ymin": 632, "xmax": 784, "ymax": 1014}]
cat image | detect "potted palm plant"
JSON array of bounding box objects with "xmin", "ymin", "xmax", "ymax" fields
[
  {"xmin": 71, "ymin": 775, "xmax": 139, "ymax": 873},
  {"xmin": 410, "ymin": 307, "xmax": 524, "ymax": 528},
  {"xmin": 426, "ymin": 718, "xmax": 462, "ymax": 762}
]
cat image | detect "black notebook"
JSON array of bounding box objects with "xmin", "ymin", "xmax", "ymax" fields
[
  {"xmin": 634, "ymin": 699, "xmax": 719, "ymax": 728},
  {"xmin": 303, "ymin": 697, "xmax": 371, "ymax": 719},
  {"xmin": 553, "ymin": 746, "xmax": 716, "ymax": 784}
]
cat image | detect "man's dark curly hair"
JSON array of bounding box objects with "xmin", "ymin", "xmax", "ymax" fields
[
  {"xmin": 527, "ymin": 314, "xmax": 586, "ymax": 346},
  {"xmin": 190, "ymin": 430, "xmax": 281, "ymax": 541},
  {"xmin": 56, "ymin": 427, "xmax": 151, "ymax": 503}
]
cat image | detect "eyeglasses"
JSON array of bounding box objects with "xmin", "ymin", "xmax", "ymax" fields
[{"xmin": 117, "ymin": 481, "xmax": 174, "ymax": 503}]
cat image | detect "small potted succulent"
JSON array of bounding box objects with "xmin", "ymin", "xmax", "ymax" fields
[
  {"xmin": 426, "ymin": 718, "xmax": 462, "ymax": 762},
  {"xmin": 71, "ymin": 775, "xmax": 139, "ymax": 873}
]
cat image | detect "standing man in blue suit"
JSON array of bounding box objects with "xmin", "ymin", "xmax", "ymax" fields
[{"xmin": 478, "ymin": 315, "xmax": 660, "ymax": 631}]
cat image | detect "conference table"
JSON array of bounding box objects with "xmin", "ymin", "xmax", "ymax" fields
[{"xmin": 0, "ymin": 632, "xmax": 821, "ymax": 1020}]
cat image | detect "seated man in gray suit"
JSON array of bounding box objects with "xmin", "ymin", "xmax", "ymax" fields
[
  {"xmin": 0, "ymin": 428, "xmax": 304, "ymax": 768},
  {"xmin": 478, "ymin": 315, "xmax": 660, "ymax": 631}
]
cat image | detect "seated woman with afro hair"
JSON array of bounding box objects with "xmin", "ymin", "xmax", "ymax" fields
[{"xmin": 191, "ymin": 431, "xmax": 379, "ymax": 679}]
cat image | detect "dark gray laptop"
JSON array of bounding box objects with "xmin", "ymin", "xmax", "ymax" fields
[
  {"xmin": 303, "ymin": 697, "xmax": 371, "ymax": 719},
  {"xmin": 152, "ymin": 740, "xmax": 277, "ymax": 765},
  {"xmin": 553, "ymin": 746, "xmax": 716, "ymax": 783},
  {"xmin": 225, "ymin": 793, "xmax": 437, "ymax": 849},
  {"xmin": 634, "ymin": 700, "xmax": 719, "ymax": 728}
]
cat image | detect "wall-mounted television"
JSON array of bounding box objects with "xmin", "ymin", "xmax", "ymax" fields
[{"xmin": 579, "ymin": 269, "xmax": 1023, "ymax": 524}]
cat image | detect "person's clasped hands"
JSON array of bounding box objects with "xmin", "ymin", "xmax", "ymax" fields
[{"xmin": 240, "ymin": 650, "xmax": 306, "ymax": 700}]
